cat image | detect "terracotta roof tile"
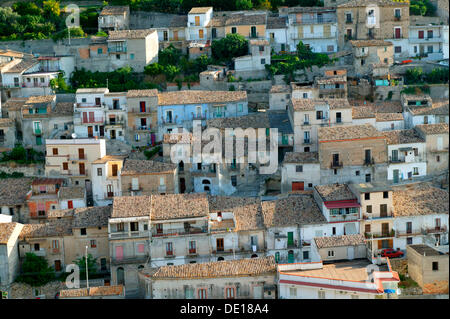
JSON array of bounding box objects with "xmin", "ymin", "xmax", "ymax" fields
[
  {"xmin": 339, "ymin": 0, "xmax": 408, "ymax": 8},
  {"xmin": 382, "ymin": 129, "xmax": 424, "ymax": 145},
  {"xmin": 270, "ymin": 85, "xmax": 290, "ymax": 93},
  {"xmin": 152, "ymin": 256, "xmax": 276, "ymax": 279},
  {"xmin": 108, "ymin": 29, "xmax": 156, "ymax": 40},
  {"xmin": 206, "ymin": 113, "xmax": 270, "ymax": 129},
  {"xmin": 126, "ymin": 89, "xmax": 158, "ymax": 98},
  {"xmin": 72, "ymin": 206, "xmax": 112, "ymax": 228},
  {"xmin": 267, "ymin": 17, "xmax": 287, "ymax": 29},
  {"xmin": 350, "ymin": 40, "xmax": 393, "ymax": 47},
  {"xmin": 352, "ymin": 106, "xmax": 376, "ymax": 119},
  {"xmin": 292, "ymin": 98, "xmax": 350, "ymax": 111},
  {"xmin": 0, "ymin": 222, "xmax": 19, "ymax": 244},
  {"xmin": 19, "ymin": 219, "xmax": 73, "ymax": 239},
  {"xmin": 375, "ymin": 112, "xmax": 404, "ymax": 122},
  {"xmin": 51, "ymin": 102, "xmax": 73, "ymax": 116},
  {"xmin": 112, "ymin": 196, "xmax": 151, "ymax": 218},
  {"xmin": 121, "ymin": 159, "xmax": 177, "ymax": 175},
  {"xmin": 318, "ymin": 124, "xmax": 383, "ymax": 141},
  {"xmin": 415, "ymin": 123, "xmax": 449, "ymax": 135},
  {"xmin": 58, "ymin": 186, "xmax": 85, "ymax": 200},
  {"xmin": 283, "ymin": 152, "xmax": 319, "ymax": 164},
  {"xmin": 151, "ymin": 193, "xmax": 209, "ymax": 220},
  {"xmin": 163, "ymin": 133, "xmax": 193, "ymax": 144},
  {"xmin": 189, "ymin": 7, "xmax": 213, "ymax": 14},
  {"xmin": 157, "ymin": 90, "xmax": 247, "ymax": 105},
  {"xmin": 100, "ymin": 6, "xmax": 129, "ymax": 16},
  {"xmin": 315, "ymin": 183, "xmax": 356, "ymax": 202},
  {"xmin": 314, "ymin": 234, "xmax": 366, "ymax": 249},
  {"xmin": 0, "ymin": 178, "xmax": 32, "ymax": 206},
  {"xmin": 3, "ymin": 59, "xmax": 39, "ymax": 73}
]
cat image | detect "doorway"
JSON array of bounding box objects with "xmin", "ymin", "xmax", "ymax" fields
[
  {"xmin": 87, "ymin": 126, "xmax": 93, "ymax": 138},
  {"xmin": 292, "ymin": 182, "xmax": 304, "ymax": 191},
  {"xmin": 180, "ymin": 178, "xmax": 186, "ymax": 194},
  {"xmin": 110, "ymin": 129, "xmax": 116, "ymax": 139}
]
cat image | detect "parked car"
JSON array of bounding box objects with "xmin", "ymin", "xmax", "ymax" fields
[{"xmin": 380, "ymin": 248, "xmax": 404, "ymax": 258}]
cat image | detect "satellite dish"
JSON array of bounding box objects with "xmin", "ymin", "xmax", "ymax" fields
[
  {"xmin": 71, "ymin": 133, "xmax": 77, "ymax": 139},
  {"xmin": 217, "ymin": 216, "xmax": 222, "ymax": 222}
]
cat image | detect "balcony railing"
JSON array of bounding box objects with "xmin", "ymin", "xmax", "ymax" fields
[
  {"xmin": 152, "ymin": 226, "xmax": 207, "ymax": 238},
  {"xmin": 364, "ymin": 229, "xmax": 395, "ymax": 239},
  {"xmin": 329, "ymin": 212, "xmax": 359, "ymax": 222},
  {"xmin": 422, "ymin": 225, "xmax": 447, "ymax": 235},
  {"xmin": 364, "ymin": 158, "xmax": 375, "ymax": 166},
  {"xmin": 111, "ymin": 254, "xmax": 148, "ymax": 265},
  {"xmin": 395, "ymin": 229, "xmax": 422, "ymax": 237},
  {"xmin": 82, "ymin": 117, "xmax": 104, "ymax": 124},
  {"xmin": 363, "ymin": 212, "xmax": 394, "ymax": 220},
  {"xmin": 303, "ymin": 139, "xmax": 311, "ymax": 144},
  {"xmin": 388, "ymin": 156, "xmax": 425, "ymax": 163},
  {"xmin": 249, "ymin": 32, "xmax": 259, "ymax": 38},
  {"xmin": 330, "ymin": 161, "xmax": 343, "ymax": 168},
  {"xmin": 109, "ymin": 230, "xmax": 149, "ymax": 239},
  {"xmin": 32, "ymin": 249, "xmax": 46, "ymax": 257},
  {"xmin": 293, "ymin": 17, "xmax": 336, "ymax": 25}
]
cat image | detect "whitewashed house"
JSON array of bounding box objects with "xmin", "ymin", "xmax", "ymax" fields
[
  {"xmin": 73, "ymin": 88, "xmax": 109, "ymax": 138},
  {"xmin": 104, "ymin": 92, "xmax": 127, "ymax": 141},
  {"xmin": 58, "ymin": 187, "xmax": 86, "ymax": 210},
  {"xmin": 281, "ymin": 152, "xmax": 320, "ymax": 193}
]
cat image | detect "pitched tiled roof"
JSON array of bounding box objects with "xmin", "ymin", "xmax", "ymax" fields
[
  {"xmin": 315, "ymin": 183, "xmax": 356, "ymax": 202},
  {"xmin": 316, "ymin": 75, "xmax": 347, "ymax": 85},
  {"xmin": 150, "ymin": 193, "xmax": 209, "ymax": 220},
  {"xmin": 151, "ymin": 256, "xmax": 276, "ymax": 279},
  {"xmin": 352, "ymin": 106, "xmax": 376, "ymax": 119},
  {"xmin": 60, "ymin": 285, "xmax": 124, "ymax": 298},
  {"xmin": 407, "ymin": 103, "xmax": 449, "ymax": 116},
  {"xmin": 208, "ymin": 196, "xmax": 263, "ymax": 231},
  {"xmin": 375, "ymin": 112, "xmax": 404, "ymax": 122},
  {"xmin": 157, "ymin": 90, "xmax": 247, "ymax": 105},
  {"xmin": 72, "ymin": 206, "xmax": 112, "ymax": 228},
  {"xmin": 350, "ymin": 40, "xmax": 393, "ymax": 47},
  {"xmin": 2, "ymin": 98, "xmax": 28, "ymax": 111},
  {"xmin": 189, "ymin": 7, "xmax": 213, "ymax": 14},
  {"xmin": 163, "ymin": 133, "xmax": 193, "ymax": 144},
  {"xmin": 121, "ymin": 159, "xmax": 177, "ymax": 175},
  {"xmin": 382, "ymin": 129, "xmax": 425, "ymax": 145},
  {"xmin": 0, "ymin": 222, "xmax": 19, "ymax": 245},
  {"xmin": 100, "ymin": 6, "xmax": 129, "ymax": 16},
  {"xmin": 415, "ymin": 123, "xmax": 449, "ymax": 135},
  {"xmin": 170, "ymin": 15, "xmax": 188, "ymax": 28},
  {"xmin": 47, "ymin": 209, "xmax": 74, "ymax": 219},
  {"xmin": 318, "ymin": 124, "xmax": 383, "ymax": 141},
  {"xmin": 3, "ymin": 59, "xmax": 38, "ymax": 73},
  {"xmin": 292, "ymin": 98, "xmax": 350, "ymax": 111},
  {"xmin": 267, "ymin": 17, "xmax": 287, "ymax": 29},
  {"xmin": 339, "ymin": 0, "xmax": 408, "ymax": 8},
  {"xmin": 51, "ymin": 102, "xmax": 73, "ymax": 116},
  {"xmin": 270, "ymin": 85, "xmax": 290, "ymax": 93},
  {"xmin": 261, "ymin": 194, "xmax": 326, "ymax": 227},
  {"xmin": 283, "ymin": 152, "xmax": 319, "ymax": 164},
  {"xmin": 112, "ymin": 196, "xmax": 151, "ymax": 218},
  {"xmin": 108, "ymin": 29, "xmax": 155, "ymax": 40},
  {"xmin": 225, "ymin": 13, "xmax": 267, "ymax": 26},
  {"xmin": 206, "ymin": 113, "xmax": 270, "ymax": 129},
  {"xmin": 58, "ymin": 187, "xmax": 85, "ymax": 200},
  {"xmin": 31, "ymin": 178, "xmax": 64, "ymax": 186},
  {"xmin": 19, "ymin": 219, "xmax": 73, "ymax": 239},
  {"xmin": 25, "ymin": 95, "xmax": 56, "ymax": 105},
  {"xmin": 126, "ymin": 89, "xmax": 158, "ymax": 98},
  {"xmin": 393, "ymin": 183, "xmax": 449, "ymax": 217},
  {"xmin": 92, "ymin": 155, "xmax": 126, "ymax": 164},
  {"xmin": 0, "ymin": 178, "xmax": 32, "ymax": 206},
  {"xmin": 0, "ymin": 118, "xmax": 14, "ymax": 127},
  {"xmin": 76, "ymin": 88, "xmax": 108, "ymax": 94},
  {"xmin": 314, "ymin": 234, "xmax": 366, "ymax": 249}
]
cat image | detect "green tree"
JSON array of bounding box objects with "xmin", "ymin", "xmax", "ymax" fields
[
  {"xmin": 236, "ymin": 0, "xmax": 253, "ymax": 10},
  {"xmin": 16, "ymin": 253, "xmax": 56, "ymax": 286},
  {"xmin": 12, "ymin": 2, "xmax": 43, "ymax": 16},
  {"xmin": 144, "ymin": 63, "xmax": 165, "ymax": 76},
  {"xmin": 211, "ymin": 33, "xmax": 249, "ymax": 63},
  {"xmin": 43, "ymin": 0, "xmax": 61, "ymax": 17},
  {"xmin": 163, "ymin": 64, "xmax": 181, "ymax": 82},
  {"xmin": 74, "ymin": 254, "xmax": 98, "ymax": 280},
  {"xmin": 405, "ymin": 67, "xmax": 424, "ymax": 84},
  {"xmin": 159, "ymin": 45, "xmax": 182, "ymax": 66}
]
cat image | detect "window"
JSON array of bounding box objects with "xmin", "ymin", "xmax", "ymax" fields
[
  {"xmin": 383, "ymin": 191, "xmax": 389, "ymax": 199},
  {"xmin": 261, "ymin": 58, "xmax": 266, "ymax": 64},
  {"xmin": 80, "ymin": 228, "xmax": 87, "ymax": 236},
  {"xmin": 407, "ymin": 237, "xmax": 413, "ymax": 245},
  {"xmin": 432, "ymin": 262, "xmax": 439, "ymax": 271},
  {"xmin": 130, "ymin": 222, "xmax": 138, "ymax": 232},
  {"xmin": 328, "ymin": 250, "xmax": 335, "ymax": 257},
  {"xmin": 318, "ymin": 290, "xmax": 325, "ymax": 299},
  {"xmin": 355, "ymin": 170, "xmax": 360, "ymax": 176},
  {"xmin": 52, "ymin": 240, "xmax": 59, "ymax": 249},
  {"xmin": 238, "ymin": 104, "xmax": 243, "ymax": 112},
  {"xmin": 130, "ymin": 53, "xmax": 134, "ymax": 60},
  {"xmin": 166, "ymin": 242, "xmax": 173, "ymax": 256},
  {"xmin": 225, "ymin": 287, "xmax": 235, "ymax": 299},
  {"xmin": 427, "ymin": 45, "xmax": 433, "ymax": 53},
  {"xmin": 296, "ymin": 165, "xmax": 303, "ymax": 173},
  {"xmin": 259, "ymin": 46, "xmax": 264, "ymax": 52},
  {"xmin": 289, "ymin": 287, "xmax": 297, "ymax": 297},
  {"xmin": 365, "ymin": 174, "xmax": 371, "ymax": 182},
  {"xmin": 395, "ymin": 8, "xmax": 401, "ymax": 18},
  {"xmin": 413, "ymin": 167, "xmax": 419, "ymax": 175},
  {"xmin": 198, "ymin": 288, "xmax": 207, "ymax": 299},
  {"xmin": 366, "ymin": 205, "xmax": 372, "ymax": 214},
  {"xmin": 216, "ymin": 238, "xmax": 224, "ymax": 251},
  {"xmin": 303, "ymin": 93, "xmax": 308, "ymax": 99},
  {"xmin": 332, "ymin": 227, "xmax": 336, "ymax": 235},
  {"xmin": 189, "ymin": 241, "xmax": 196, "ymax": 254},
  {"xmin": 90, "ymin": 240, "xmax": 96, "ymax": 248},
  {"xmin": 414, "ymin": 46, "xmax": 417, "ymax": 53},
  {"xmin": 316, "ymin": 110, "xmax": 324, "ymax": 120},
  {"xmin": 97, "ymin": 168, "xmax": 102, "ymax": 176},
  {"xmin": 112, "ymin": 164, "xmax": 118, "ymax": 177},
  {"xmin": 308, "ymin": 183, "xmax": 312, "ymax": 188},
  {"xmin": 365, "ymin": 193, "xmax": 370, "ymax": 200},
  {"xmin": 231, "ymin": 27, "xmax": 237, "ymax": 34},
  {"xmin": 52, "ymin": 148, "xmax": 58, "ymax": 155},
  {"xmin": 346, "ymin": 13, "xmax": 352, "ymax": 23},
  {"xmin": 427, "ymin": 30, "xmax": 433, "ymax": 39},
  {"xmin": 436, "ymin": 155, "xmax": 440, "ymax": 162},
  {"xmin": 68, "ymin": 200, "xmax": 73, "ymax": 209},
  {"xmin": 97, "ymin": 48, "xmax": 103, "ymax": 54},
  {"xmin": 395, "ymin": 46, "xmax": 401, "ymax": 53},
  {"xmin": 231, "ymin": 175, "xmax": 237, "ymax": 187},
  {"xmin": 361, "ymin": 59, "xmax": 365, "ymax": 66},
  {"xmin": 365, "ymin": 224, "xmax": 371, "ymax": 233},
  {"xmin": 116, "ymin": 54, "xmax": 120, "ymax": 60}
]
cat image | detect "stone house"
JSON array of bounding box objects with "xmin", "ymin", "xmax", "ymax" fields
[
  {"xmin": 415, "ymin": 123, "xmax": 449, "ymax": 175},
  {"xmin": 104, "ymin": 92, "xmax": 127, "ymax": 141},
  {"xmin": 261, "ymin": 194, "xmax": 328, "ymax": 264},
  {"xmin": 317, "ymin": 124, "xmax": 388, "ymax": 184},
  {"xmin": 120, "ymin": 159, "xmax": 179, "ymax": 196},
  {"xmin": 407, "ymin": 244, "xmax": 449, "ymax": 294},
  {"xmin": 409, "ymin": 20, "xmax": 446, "ymax": 60},
  {"xmin": 109, "ymin": 196, "xmax": 151, "ymax": 296},
  {"xmin": 73, "ymin": 88, "xmax": 109, "ymax": 139},
  {"xmin": 139, "ymin": 256, "xmax": 277, "ymax": 299},
  {"xmin": 266, "ymin": 16, "xmax": 288, "ymax": 53},
  {"xmin": 315, "ymin": 72, "xmax": 348, "ymax": 99},
  {"xmin": 0, "ymin": 98, "xmax": 28, "ymax": 142},
  {"xmin": 98, "ymin": 6, "xmax": 130, "ymax": 32},
  {"xmin": 0, "ymin": 178, "xmax": 32, "ymax": 223},
  {"xmin": 392, "ymin": 183, "xmax": 449, "ymax": 251},
  {"xmin": 337, "ymin": 0, "xmax": 409, "ymax": 55},
  {"xmin": 186, "ymin": 7, "xmax": 213, "ymax": 41},
  {"xmin": 311, "ymin": 234, "xmax": 367, "ymax": 262},
  {"xmin": 91, "ymin": 155, "xmax": 125, "ymax": 206},
  {"xmin": 222, "ymin": 11, "xmax": 267, "ymax": 41},
  {"xmin": 233, "ymin": 39, "xmax": 271, "ymax": 79},
  {"xmin": 269, "ymin": 85, "xmax": 291, "ymax": 111},
  {"xmin": 59, "ymin": 285, "xmax": 125, "ymax": 299},
  {"xmin": 401, "ymin": 94, "xmax": 449, "ymax": 128},
  {"xmin": 107, "ymin": 29, "xmax": 159, "ymax": 72},
  {"xmin": 0, "ymin": 118, "xmax": 16, "ymax": 150},
  {"xmin": 374, "ymin": 112, "xmax": 405, "ymax": 131},
  {"xmin": 349, "ymin": 40, "xmax": 394, "ymax": 76},
  {"xmin": 289, "ymin": 98, "xmax": 353, "ymax": 153},
  {"xmin": 281, "ymin": 151, "xmax": 321, "ymax": 193},
  {"xmin": 27, "ymin": 178, "xmax": 64, "ymax": 223},
  {"xmin": 58, "ymin": 186, "xmax": 86, "ymax": 210},
  {"xmin": 0, "ymin": 222, "xmax": 24, "ymax": 292},
  {"xmin": 348, "ymin": 182, "xmax": 394, "ymax": 255},
  {"xmin": 382, "ymin": 129, "xmax": 427, "ymax": 183},
  {"xmin": 125, "ymin": 89, "xmax": 159, "ymax": 146}
]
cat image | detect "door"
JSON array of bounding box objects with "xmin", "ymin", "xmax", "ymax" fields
[
  {"xmin": 365, "ymin": 149, "xmax": 371, "ymax": 163},
  {"xmin": 68, "ymin": 200, "xmax": 73, "ymax": 209},
  {"xmin": 54, "ymin": 260, "xmax": 61, "ymax": 272},
  {"xmin": 173, "ymin": 31, "xmax": 178, "ymax": 40},
  {"xmin": 382, "ymin": 223, "xmax": 389, "ymax": 237},
  {"xmin": 251, "ymin": 26, "xmax": 257, "ymax": 37},
  {"xmin": 95, "ymin": 97, "xmax": 101, "ymax": 105},
  {"xmin": 139, "ymin": 101, "xmax": 146, "ymax": 112},
  {"xmin": 116, "ymin": 267, "xmax": 125, "ymax": 285},
  {"xmin": 336, "ymin": 112, "xmax": 342, "ymax": 123},
  {"xmin": 287, "ymin": 232, "xmax": 294, "ymax": 247},
  {"xmin": 418, "ymin": 30, "xmax": 424, "ymax": 39},
  {"xmin": 288, "ymin": 250, "xmax": 294, "ymax": 263},
  {"xmin": 199, "ymin": 29, "xmax": 204, "ymax": 39},
  {"xmin": 79, "ymin": 163, "xmax": 85, "ymax": 175},
  {"xmin": 395, "ymin": 28, "xmax": 401, "ymax": 38},
  {"xmin": 380, "ymin": 204, "xmax": 387, "ymax": 217},
  {"xmin": 332, "ymin": 154, "xmax": 339, "ymax": 166},
  {"xmin": 110, "ymin": 129, "xmax": 116, "ymax": 139},
  {"xmin": 406, "ymin": 222, "xmax": 412, "ymax": 234},
  {"xmin": 82, "ymin": 112, "xmax": 88, "ymax": 123},
  {"xmin": 87, "ymin": 126, "xmax": 93, "ymax": 138},
  {"xmin": 292, "ymin": 182, "xmax": 304, "ymax": 191},
  {"xmin": 195, "ymin": 16, "xmax": 200, "ymax": 26},
  {"xmin": 180, "ymin": 178, "xmax": 186, "ymax": 194},
  {"xmin": 99, "ymin": 126, "xmax": 104, "ymax": 137},
  {"xmin": 112, "ymin": 164, "xmax": 118, "ymax": 177},
  {"xmin": 107, "ymin": 184, "xmax": 114, "ymax": 197},
  {"xmin": 88, "ymin": 112, "xmax": 94, "ymax": 123},
  {"xmin": 115, "ymin": 246, "xmax": 124, "ymax": 261},
  {"xmin": 216, "ymin": 238, "xmax": 224, "ymax": 252},
  {"xmin": 392, "ymin": 149, "xmax": 398, "ymax": 162},
  {"xmin": 347, "ymin": 247, "xmax": 354, "ymax": 260},
  {"xmin": 393, "ymin": 169, "xmax": 399, "ymax": 183},
  {"xmin": 78, "ymin": 148, "xmax": 85, "ymax": 160}
]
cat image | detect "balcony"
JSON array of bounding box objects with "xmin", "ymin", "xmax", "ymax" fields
[
  {"xmin": 249, "ymin": 32, "xmax": 259, "ymax": 38},
  {"xmin": 33, "ymin": 129, "xmax": 42, "ymax": 136},
  {"xmin": 152, "ymin": 226, "xmax": 208, "ymax": 238},
  {"xmin": 134, "ymin": 125, "xmax": 151, "ymax": 131},
  {"xmin": 388, "ymin": 156, "xmax": 425, "ymax": 164},
  {"xmin": 394, "ymin": 15, "xmax": 401, "ymax": 21},
  {"xmin": 303, "ymin": 139, "xmax": 312, "ymax": 144},
  {"xmin": 292, "ymin": 32, "xmax": 337, "ymax": 40},
  {"xmin": 422, "ymin": 225, "xmax": 447, "ymax": 235},
  {"xmin": 109, "ymin": 230, "xmax": 149, "ymax": 239},
  {"xmin": 363, "ymin": 158, "xmax": 375, "ymax": 166},
  {"xmin": 301, "ymin": 121, "xmax": 310, "ymax": 127},
  {"xmin": 111, "ymin": 254, "xmax": 148, "ymax": 265},
  {"xmin": 345, "ymin": 19, "xmax": 353, "ymax": 24},
  {"xmin": 330, "ymin": 161, "xmax": 343, "ymax": 169},
  {"xmin": 293, "ymin": 17, "xmax": 336, "ymax": 25},
  {"xmin": 409, "ymin": 36, "xmax": 442, "ymax": 43},
  {"xmin": 363, "ymin": 212, "xmax": 394, "ymax": 220},
  {"xmin": 329, "ymin": 212, "xmax": 359, "ymax": 222},
  {"xmin": 355, "ymin": 50, "xmax": 369, "ymax": 58},
  {"xmin": 106, "ymin": 118, "xmax": 125, "ymax": 126},
  {"xmin": 395, "ymin": 229, "xmax": 422, "ymax": 237},
  {"xmin": 33, "ymin": 249, "xmax": 46, "ymax": 257},
  {"xmin": 364, "ymin": 229, "xmax": 395, "ymax": 239},
  {"xmin": 82, "ymin": 117, "xmax": 104, "ymax": 124},
  {"xmin": 212, "ymin": 248, "xmax": 235, "ymax": 255}
]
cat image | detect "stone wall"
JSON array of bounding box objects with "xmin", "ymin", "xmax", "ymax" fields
[
  {"xmin": 0, "ymin": 162, "xmax": 44, "ymax": 176},
  {"xmin": 390, "ymin": 259, "xmax": 408, "ymax": 275},
  {"xmin": 9, "ymin": 281, "xmax": 64, "ymax": 299},
  {"xmin": 423, "ymin": 280, "xmax": 449, "ymax": 294}
]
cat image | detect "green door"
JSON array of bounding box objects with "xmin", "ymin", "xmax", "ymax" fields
[
  {"xmin": 393, "ymin": 169, "xmax": 399, "ymax": 184},
  {"xmin": 288, "ymin": 250, "xmax": 294, "ymax": 263},
  {"xmin": 282, "ymin": 134, "xmax": 288, "ymax": 145},
  {"xmin": 287, "ymin": 232, "xmax": 294, "ymax": 247}
]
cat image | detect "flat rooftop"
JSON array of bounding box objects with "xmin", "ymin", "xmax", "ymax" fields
[
  {"xmin": 408, "ymin": 244, "xmax": 446, "ymax": 257},
  {"xmin": 281, "ymin": 260, "xmax": 388, "ymax": 282}
]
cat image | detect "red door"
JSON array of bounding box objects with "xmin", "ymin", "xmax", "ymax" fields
[
  {"xmin": 418, "ymin": 30, "xmax": 424, "ymax": 39},
  {"xmin": 82, "ymin": 112, "xmax": 88, "ymax": 123},
  {"xmin": 68, "ymin": 200, "xmax": 73, "ymax": 209},
  {"xmin": 139, "ymin": 101, "xmax": 146, "ymax": 112},
  {"xmin": 292, "ymin": 182, "xmax": 304, "ymax": 191},
  {"xmin": 79, "ymin": 163, "xmax": 85, "ymax": 175},
  {"xmin": 89, "ymin": 112, "xmax": 94, "ymax": 123},
  {"xmin": 395, "ymin": 28, "xmax": 401, "ymax": 39},
  {"xmin": 87, "ymin": 126, "xmax": 93, "ymax": 138}
]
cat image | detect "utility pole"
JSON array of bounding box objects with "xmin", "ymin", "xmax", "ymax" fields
[{"xmin": 85, "ymin": 245, "xmax": 89, "ymax": 289}]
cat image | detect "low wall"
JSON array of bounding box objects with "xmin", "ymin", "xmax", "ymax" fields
[
  {"xmin": 0, "ymin": 162, "xmax": 45, "ymax": 177},
  {"xmin": 8, "ymin": 281, "xmax": 64, "ymax": 299}
]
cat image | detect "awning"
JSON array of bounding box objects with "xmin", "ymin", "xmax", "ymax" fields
[
  {"xmin": 344, "ymin": 223, "xmax": 357, "ymax": 235},
  {"xmin": 324, "ymin": 202, "xmax": 360, "ymax": 209}
]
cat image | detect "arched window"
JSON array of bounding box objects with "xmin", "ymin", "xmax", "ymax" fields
[
  {"xmin": 179, "ymin": 161, "xmax": 184, "ymax": 172},
  {"xmin": 202, "ymin": 179, "xmax": 211, "ymax": 184},
  {"xmin": 275, "ymin": 252, "xmax": 280, "ymax": 263},
  {"xmin": 116, "ymin": 267, "xmax": 125, "ymax": 285},
  {"xmin": 251, "ymin": 254, "xmax": 258, "ymax": 258}
]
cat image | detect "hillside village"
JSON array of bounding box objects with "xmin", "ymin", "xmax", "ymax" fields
[{"xmin": 0, "ymin": 0, "xmax": 449, "ymax": 300}]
